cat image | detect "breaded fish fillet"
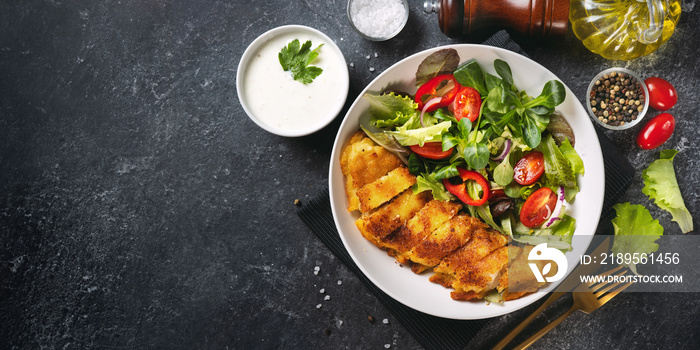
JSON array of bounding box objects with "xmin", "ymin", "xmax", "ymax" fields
[
  {"xmin": 404, "ymin": 214, "xmax": 484, "ymax": 273},
  {"xmin": 430, "ymin": 226, "xmax": 508, "ymax": 288},
  {"xmin": 450, "ymin": 245, "xmax": 509, "ymax": 301},
  {"xmin": 502, "ymin": 244, "xmax": 554, "ymax": 301},
  {"xmin": 355, "ymin": 189, "xmax": 431, "ymax": 248},
  {"xmin": 382, "ymin": 199, "xmax": 462, "ymax": 263},
  {"xmin": 356, "ymin": 167, "xmax": 416, "ymax": 213},
  {"xmin": 340, "ymin": 131, "xmax": 403, "ymax": 212}
]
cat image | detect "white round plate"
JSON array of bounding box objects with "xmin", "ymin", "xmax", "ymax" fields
[{"xmin": 328, "ymin": 44, "xmax": 604, "ymax": 320}]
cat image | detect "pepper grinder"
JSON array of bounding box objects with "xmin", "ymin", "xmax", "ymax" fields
[{"xmin": 424, "ymin": 0, "xmax": 569, "ymax": 40}]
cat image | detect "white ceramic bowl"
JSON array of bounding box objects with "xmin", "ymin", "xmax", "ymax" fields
[
  {"xmin": 329, "ymin": 44, "xmax": 605, "ymax": 319},
  {"xmin": 236, "ymin": 25, "xmax": 349, "ymax": 137}
]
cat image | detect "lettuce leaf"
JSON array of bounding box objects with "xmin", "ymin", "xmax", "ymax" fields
[
  {"xmin": 413, "ymin": 173, "xmax": 452, "ymax": 201},
  {"xmin": 611, "ymin": 203, "xmax": 663, "ymax": 274},
  {"xmin": 537, "ymin": 133, "xmax": 576, "ymax": 189},
  {"xmin": 388, "ymin": 121, "xmax": 452, "ymax": 147},
  {"xmin": 364, "ymin": 92, "xmax": 418, "ymax": 128},
  {"xmin": 414, "ymin": 48, "xmax": 460, "ymax": 86},
  {"xmin": 642, "ymin": 150, "xmax": 694, "ymax": 233},
  {"xmin": 559, "ymin": 138, "xmax": 584, "ymax": 175}
]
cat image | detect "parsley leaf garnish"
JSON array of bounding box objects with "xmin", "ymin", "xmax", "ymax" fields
[{"xmin": 278, "ymin": 39, "xmax": 324, "ymax": 85}]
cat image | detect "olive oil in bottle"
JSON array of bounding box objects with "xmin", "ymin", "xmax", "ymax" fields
[{"xmin": 569, "ymin": 0, "xmax": 682, "ymax": 60}]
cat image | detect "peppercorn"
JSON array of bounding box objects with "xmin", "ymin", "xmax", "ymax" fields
[{"xmin": 589, "ymin": 71, "xmax": 646, "ymax": 127}]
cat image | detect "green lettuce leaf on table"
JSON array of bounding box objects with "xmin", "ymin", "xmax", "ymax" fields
[
  {"xmin": 611, "ymin": 203, "xmax": 663, "ymax": 274},
  {"xmin": 642, "ymin": 149, "xmax": 694, "ymax": 233}
]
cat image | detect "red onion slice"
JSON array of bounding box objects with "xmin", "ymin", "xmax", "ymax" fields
[
  {"xmin": 490, "ymin": 139, "xmax": 512, "ymax": 161},
  {"xmin": 420, "ymin": 97, "xmax": 442, "ymax": 127},
  {"xmin": 544, "ymin": 186, "xmax": 566, "ymax": 228}
]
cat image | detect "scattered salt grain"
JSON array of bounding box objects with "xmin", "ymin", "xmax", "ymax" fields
[
  {"xmin": 384, "ymin": 344, "xmax": 391, "ymax": 349},
  {"xmin": 314, "ymin": 266, "xmax": 320, "ymax": 275},
  {"xmin": 369, "ymin": 67, "xmax": 375, "ymax": 72},
  {"xmin": 324, "ymin": 295, "xmax": 331, "ymax": 301},
  {"xmin": 316, "ymin": 304, "xmax": 322, "ymax": 309},
  {"xmin": 349, "ymin": 62, "xmax": 355, "ymax": 68},
  {"xmin": 374, "ymin": 52, "xmax": 378, "ymax": 58},
  {"xmin": 337, "ymin": 280, "xmax": 343, "ymax": 285},
  {"xmin": 366, "ymin": 55, "xmax": 371, "ymax": 60},
  {"xmin": 382, "ymin": 318, "xmax": 389, "ymax": 324},
  {"xmin": 350, "ymin": 0, "xmax": 406, "ymax": 39},
  {"xmin": 319, "ymin": 288, "xmax": 325, "ymax": 294}
]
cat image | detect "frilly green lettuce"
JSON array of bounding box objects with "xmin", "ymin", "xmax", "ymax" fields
[
  {"xmin": 642, "ymin": 150, "xmax": 694, "ymax": 233},
  {"xmin": 364, "ymin": 92, "xmax": 418, "ymax": 128},
  {"xmin": 611, "ymin": 203, "xmax": 663, "ymax": 274}
]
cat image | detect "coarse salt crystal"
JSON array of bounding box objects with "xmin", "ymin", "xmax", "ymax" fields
[
  {"xmin": 337, "ymin": 280, "xmax": 343, "ymax": 285},
  {"xmin": 350, "ymin": 0, "xmax": 406, "ymax": 39},
  {"xmin": 324, "ymin": 295, "xmax": 331, "ymax": 301},
  {"xmin": 316, "ymin": 304, "xmax": 322, "ymax": 309},
  {"xmin": 382, "ymin": 318, "xmax": 389, "ymax": 324},
  {"xmin": 319, "ymin": 288, "xmax": 325, "ymax": 294}
]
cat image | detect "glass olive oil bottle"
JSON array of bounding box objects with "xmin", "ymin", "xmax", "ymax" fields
[{"xmin": 570, "ymin": 0, "xmax": 682, "ymax": 60}]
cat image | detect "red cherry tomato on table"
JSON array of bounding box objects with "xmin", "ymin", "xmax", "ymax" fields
[
  {"xmin": 442, "ymin": 168, "xmax": 490, "ymax": 206},
  {"xmin": 415, "ymin": 74, "xmax": 461, "ymax": 113},
  {"xmin": 520, "ymin": 187, "xmax": 557, "ymax": 228},
  {"xmin": 410, "ymin": 142, "xmax": 453, "ymax": 160},
  {"xmin": 645, "ymin": 77, "xmax": 678, "ymax": 111},
  {"xmin": 450, "ymin": 86, "xmax": 482, "ymax": 122},
  {"xmin": 513, "ymin": 151, "xmax": 545, "ymax": 185},
  {"xmin": 636, "ymin": 113, "xmax": 676, "ymax": 150}
]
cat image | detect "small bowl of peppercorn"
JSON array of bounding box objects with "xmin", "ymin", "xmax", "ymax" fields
[{"xmin": 586, "ymin": 67, "xmax": 649, "ymax": 130}]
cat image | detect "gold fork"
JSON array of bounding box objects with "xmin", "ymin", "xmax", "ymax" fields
[{"xmin": 511, "ymin": 265, "xmax": 633, "ymax": 350}]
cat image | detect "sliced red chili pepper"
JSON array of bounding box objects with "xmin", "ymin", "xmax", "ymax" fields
[
  {"xmin": 415, "ymin": 74, "xmax": 461, "ymax": 113},
  {"xmin": 442, "ymin": 168, "xmax": 490, "ymax": 206},
  {"xmin": 409, "ymin": 142, "xmax": 453, "ymax": 160}
]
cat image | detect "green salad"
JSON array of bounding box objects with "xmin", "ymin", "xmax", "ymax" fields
[{"xmin": 360, "ymin": 49, "xmax": 585, "ymax": 250}]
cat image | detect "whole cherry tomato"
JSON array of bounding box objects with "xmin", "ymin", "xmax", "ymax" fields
[
  {"xmin": 513, "ymin": 151, "xmax": 545, "ymax": 185},
  {"xmin": 410, "ymin": 142, "xmax": 453, "ymax": 160},
  {"xmin": 636, "ymin": 113, "xmax": 675, "ymax": 150},
  {"xmin": 450, "ymin": 86, "xmax": 481, "ymax": 122},
  {"xmin": 645, "ymin": 77, "xmax": 678, "ymax": 111},
  {"xmin": 520, "ymin": 187, "xmax": 557, "ymax": 228}
]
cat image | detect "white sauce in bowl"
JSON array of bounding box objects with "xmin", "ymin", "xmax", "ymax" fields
[{"xmin": 237, "ymin": 26, "xmax": 349, "ymax": 136}]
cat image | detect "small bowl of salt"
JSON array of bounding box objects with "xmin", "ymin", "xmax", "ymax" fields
[{"xmin": 347, "ymin": 0, "xmax": 409, "ymax": 41}]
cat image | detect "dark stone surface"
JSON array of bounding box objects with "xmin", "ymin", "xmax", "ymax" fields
[{"xmin": 0, "ymin": 0, "xmax": 698, "ymax": 349}]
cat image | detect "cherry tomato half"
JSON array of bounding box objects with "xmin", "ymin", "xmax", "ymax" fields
[
  {"xmin": 645, "ymin": 77, "xmax": 678, "ymax": 111},
  {"xmin": 450, "ymin": 86, "xmax": 482, "ymax": 122},
  {"xmin": 636, "ymin": 112, "xmax": 675, "ymax": 150},
  {"xmin": 415, "ymin": 74, "xmax": 461, "ymax": 113},
  {"xmin": 410, "ymin": 142, "xmax": 453, "ymax": 160},
  {"xmin": 520, "ymin": 187, "xmax": 557, "ymax": 228},
  {"xmin": 442, "ymin": 168, "xmax": 490, "ymax": 206},
  {"xmin": 513, "ymin": 151, "xmax": 545, "ymax": 185}
]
